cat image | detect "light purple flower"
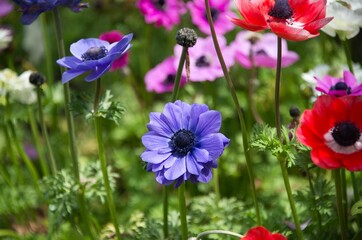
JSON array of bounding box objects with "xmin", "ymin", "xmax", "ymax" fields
[
  {"xmin": 174, "ymin": 35, "xmax": 234, "ymax": 82},
  {"xmin": 56, "ymin": 34, "xmax": 132, "ymax": 83},
  {"xmin": 137, "ymin": 0, "xmax": 186, "ymax": 31},
  {"xmin": 145, "ymin": 57, "xmax": 186, "ymax": 93},
  {"xmin": 230, "ymin": 31, "xmax": 299, "ymax": 69},
  {"xmin": 0, "ymin": 0, "xmax": 13, "ymax": 18},
  {"xmin": 188, "ymin": 0, "xmax": 235, "ymax": 35},
  {"xmin": 141, "ymin": 100, "xmax": 229, "ymax": 187},
  {"xmin": 315, "ymin": 70, "xmax": 362, "ymax": 97}
]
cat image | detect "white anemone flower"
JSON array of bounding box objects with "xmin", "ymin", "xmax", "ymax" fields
[
  {"xmin": 322, "ymin": 0, "xmax": 362, "ymax": 39},
  {"xmin": 0, "ymin": 28, "xmax": 12, "ymax": 51}
]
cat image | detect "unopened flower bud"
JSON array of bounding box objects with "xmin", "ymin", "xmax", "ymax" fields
[
  {"xmin": 29, "ymin": 72, "xmax": 45, "ymax": 87},
  {"xmin": 289, "ymin": 106, "xmax": 301, "ymax": 118},
  {"xmin": 176, "ymin": 28, "xmax": 197, "ymax": 48}
]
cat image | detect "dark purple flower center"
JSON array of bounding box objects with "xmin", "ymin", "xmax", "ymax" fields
[
  {"xmin": 170, "ymin": 129, "xmax": 195, "ymax": 155},
  {"xmin": 81, "ymin": 46, "xmax": 108, "ymax": 61},
  {"xmin": 163, "ymin": 74, "xmax": 175, "ymax": 85},
  {"xmin": 330, "ymin": 82, "xmax": 352, "ymax": 94},
  {"xmin": 332, "ymin": 121, "xmax": 360, "ymax": 147},
  {"xmin": 195, "ymin": 55, "xmax": 211, "ymax": 67},
  {"xmin": 268, "ymin": 0, "xmax": 293, "ymax": 19},
  {"xmin": 255, "ymin": 49, "xmax": 267, "ymax": 55},
  {"xmin": 152, "ymin": 0, "xmax": 166, "ymax": 10},
  {"xmin": 204, "ymin": 7, "xmax": 220, "ymax": 22}
]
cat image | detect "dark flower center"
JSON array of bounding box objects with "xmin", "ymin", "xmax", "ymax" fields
[
  {"xmin": 195, "ymin": 55, "xmax": 211, "ymax": 67},
  {"xmin": 152, "ymin": 0, "xmax": 166, "ymax": 10},
  {"xmin": 332, "ymin": 121, "xmax": 361, "ymax": 147},
  {"xmin": 255, "ymin": 49, "xmax": 267, "ymax": 55},
  {"xmin": 268, "ymin": 0, "xmax": 293, "ymax": 19},
  {"xmin": 164, "ymin": 74, "xmax": 175, "ymax": 85},
  {"xmin": 330, "ymin": 82, "xmax": 352, "ymax": 94},
  {"xmin": 81, "ymin": 46, "xmax": 108, "ymax": 61},
  {"xmin": 170, "ymin": 129, "xmax": 195, "ymax": 155},
  {"xmin": 204, "ymin": 7, "xmax": 220, "ymax": 22}
]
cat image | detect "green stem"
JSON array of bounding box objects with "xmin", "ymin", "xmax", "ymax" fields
[
  {"xmin": 163, "ymin": 186, "xmax": 169, "ymax": 239},
  {"xmin": 41, "ymin": 14, "xmax": 55, "ymax": 87},
  {"xmin": 3, "ymin": 124, "xmax": 23, "ymax": 184},
  {"xmin": 27, "ymin": 106, "xmax": 50, "ymax": 176},
  {"xmin": 341, "ymin": 39, "xmax": 354, "ymax": 74},
  {"xmin": 334, "ymin": 169, "xmax": 348, "ymax": 240},
  {"xmin": 36, "ymin": 87, "xmax": 57, "ymax": 174},
  {"xmin": 8, "ymin": 121, "xmax": 40, "ymax": 193},
  {"xmin": 196, "ymin": 230, "xmax": 243, "ymax": 239},
  {"xmin": 213, "ymin": 168, "xmax": 220, "ymax": 206},
  {"xmin": 178, "ymin": 183, "xmax": 188, "ymax": 240},
  {"xmin": 274, "ymin": 36, "xmax": 304, "ymax": 240},
  {"xmin": 93, "ymin": 79, "xmax": 121, "ymax": 240},
  {"xmin": 53, "ymin": 8, "xmax": 94, "ymax": 238},
  {"xmin": 204, "ymin": 0, "xmax": 261, "ymax": 225},
  {"xmin": 172, "ymin": 47, "xmax": 187, "ymax": 101}
]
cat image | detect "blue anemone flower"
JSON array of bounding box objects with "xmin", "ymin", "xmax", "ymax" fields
[
  {"xmin": 141, "ymin": 101, "xmax": 230, "ymax": 187},
  {"xmin": 56, "ymin": 34, "xmax": 132, "ymax": 83},
  {"xmin": 13, "ymin": 0, "xmax": 88, "ymax": 25}
]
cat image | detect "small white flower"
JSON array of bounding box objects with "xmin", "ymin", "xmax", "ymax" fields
[
  {"xmin": 0, "ymin": 28, "xmax": 12, "ymax": 51},
  {"xmin": 322, "ymin": 0, "xmax": 362, "ymax": 39}
]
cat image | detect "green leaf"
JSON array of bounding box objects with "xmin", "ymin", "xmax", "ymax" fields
[{"xmin": 351, "ymin": 200, "xmax": 362, "ymax": 216}]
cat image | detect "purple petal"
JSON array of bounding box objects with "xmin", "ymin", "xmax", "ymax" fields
[
  {"xmin": 142, "ymin": 132, "xmax": 170, "ymax": 150},
  {"xmin": 141, "ymin": 150, "xmax": 171, "ymax": 164},
  {"xmin": 155, "ymin": 171, "xmax": 173, "ymax": 185},
  {"xmin": 191, "ymin": 147, "xmax": 210, "ymax": 163},
  {"xmin": 61, "ymin": 69, "xmax": 86, "ymax": 83},
  {"xmin": 195, "ymin": 110, "xmax": 221, "ymax": 137},
  {"xmin": 107, "ymin": 33, "xmax": 133, "ymax": 55},
  {"xmin": 70, "ymin": 38, "xmax": 109, "ymax": 59},
  {"xmin": 147, "ymin": 112, "xmax": 174, "ymax": 137},
  {"xmin": 197, "ymin": 133, "xmax": 227, "ymax": 160},
  {"xmin": 56, "ymin": 56, "xmax": 82, "ymax": 68},
  {"xmin": 160, "ymin": 103, "xmax": 183, "ymax": 132},
  {"xmin": 84, "ymin": 63, "xmax": 111, "ymax": 82},
  {"xmin": 186, "ymin": 153, "xmax": 204, "ymax": 175},
  {"xmin": 188, "ymin": 103, "xmax": 209, "ymax": 132},
  {"xmin": 198, "ymin": 167, "xmax": 212, "ymax": 183},
  {"xmin": 164, "ymin": 156, "xmax": 186, "ymax": 180},
  {"xmin": 344, "ymin": 70, "xmax": 357, "ymax": 87}
]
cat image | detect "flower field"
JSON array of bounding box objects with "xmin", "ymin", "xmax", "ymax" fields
[{"xmin": 0, "ymin": 0, "xmax": 362, "ymax": 239}]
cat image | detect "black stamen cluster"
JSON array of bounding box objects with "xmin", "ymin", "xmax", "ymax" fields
[
  {"xmin": 268, "ymin": 0, "xmax": 293, "ymax": 19},
  {"xmin": 81, "ymin": 46, "xmax": 108, "ymax": 61},
  {"xmin": 332, "ymin": 121, "xmax": 361, "ymax": 147},
  {"xmin": 170, "ymin": 129, "xmax": 195, "ymax": 155}
]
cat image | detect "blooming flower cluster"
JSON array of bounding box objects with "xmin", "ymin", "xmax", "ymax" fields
[
  {"xmin": 141, "ymin": 101, "xmax": 229, "ymax": 187},
  {"xmin": 56, "ymin": 34, "xmax": 132, "ymax": 83},
  {"xmin": 12, "ymin": 0, "xmax": 88, "ymax": 24},
  {"xmin": 229, "ymin": 0, "xmax": 333, "ymax": 41}
]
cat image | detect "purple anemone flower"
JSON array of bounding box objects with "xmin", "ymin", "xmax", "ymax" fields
[
  {"xmin": 99, "ymin": 30, "xmax": 129, "ymax": 71},
  {"xmin": 141, "ymin": 100, "xmax": 229, "ymax": 187},
  {"xmin": 230, "ymin": 31, "xmax": 299, "ymax": 69},
  {"xmin": 188, "ymin": 0, "xmax": 235, "ymax": 35},
  {"xmin": 137, "ymin": 0, "xmax": 186, "ymax": 31},
  {"xmin": 12, "ymin": 0, "xmax": 88, "ymax": 25},
  {"xmin": 56, "ymin": 34, "xmax": 132, "ymax": 83},
  {"xmin": 174, "ymin": 35, "xmax": 234, "ymax": 82},
  {"xmin": 145, "ymin": 56, "xmax": 186, "ymax": 93},
  {"xmin": 315, "ymin": 70, "xmax": 362, "ymax": 97},
  {"xmin": 0, "ymin": 0, "xmax": 13, "ymax": 18}
]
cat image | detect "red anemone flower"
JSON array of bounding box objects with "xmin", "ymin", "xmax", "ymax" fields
[
  {"xmin": 229, "ymin": 0, "xmax": 333, "ymax": 41},
  {"xmin": 241, "ymin": 226, "xmax": 287, "ymax": 240},
  {"xmin": 297, "ymin": 96, "xmax": 362, "ymax": 171}
]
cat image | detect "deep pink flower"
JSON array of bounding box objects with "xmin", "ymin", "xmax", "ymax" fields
[
  {"xmin": 0, "ymin": 0, "xmax": 13, "ymax": 18},
  {"xmin": 99, "ymin": 30, "xmax": 129, "ymax": 71},
  {"xmin": 145, "ymin": 56, "xmax": 186, "ymax": 93},
  {"xmin": 230, "ymin": 31, "xmax": 299, "ymax": 69},
  {"xmin": 315, "ymin": 70, "xmax": 362, "ymax": 97},
  {"xmin": 174, "ymin": 35, "xmax": 234, "ymax": 82},
  {"xmin": 137, "ymin": 0, "xmax": 186, "ymax": 31},
  {"xmin": 188, "ymin": 0, "xmax": 235, "ymax": 35}
]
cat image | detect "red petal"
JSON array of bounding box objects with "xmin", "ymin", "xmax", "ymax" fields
[
  {"xmin": 341, "ymin": 151, "xmax": 362, "ymax": 171},
  {"xmin": 304, "ymin": 17, "xmax": 333, "ymax": 34},
  {"xmin": 269, "ymin": 22, "xmax": 316, "ymax": 41},
  {"xmin": 291, "ymin": 0, "xmax": 327, "ymax": 23},
  {"xmin": 296, "ymin": 110, "xmax": 325, "ymax": 148},
  {"xmin": 242, "ymin": 226, "xmax": 274, "ymax": 240},
  {"xmin": 228, "ymin": 16, "xmax": 268, "ymax": 31},
  {"xmin": 311, "ymin": 147, "xmax": 342, "ymax": 169},
  {"xmin": 233, "ymin": 0, "xmax": 269, "ymax": 27}
]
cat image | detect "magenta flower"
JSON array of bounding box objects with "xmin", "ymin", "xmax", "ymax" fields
[
  {"xmin": 174, "ymin": 35, "xmax": 234, "ymax": 82},
  {"xmin": 230, "ymin": 31, "xmax": 299, "ymax": 69},
  {"xmin": 145, "ymin": 56, "xmax": 186, "ymax": 93},
  {"xmin": 188, "ymin": 0, "xmax": 235, "ymax": 35},
  {"xmin": 315, "ymin": 70, "xmax": 362, "ymax": 97},
  {"xmin": 137, "ymin": 0, "xmax": 186, "ymax": 31},
  {"xmin": 99, "ymin": 30, "xmax": 129, "ymax": 71},
  {"xmin": 0, "ymin": 0, "xmax": 13, "ymax": 18}
]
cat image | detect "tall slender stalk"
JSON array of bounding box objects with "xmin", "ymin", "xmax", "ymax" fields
[
  {"xmin": 334, "ymin": 169, "xmax": 348, "ymax": 240},
  {"xmin": 36, "ymin": 87, "xmax": 57, "ymax": 174},
  {"xmin": 204, "ymin": 0, "xmax": 261, "ymax": 225},
  {"xmin": 178, "ymin": 183, "xmax": 188, "ymax": 240},
  {"xmin": 27, "ymin": 106, "xmax": 50, "ymax": 176},
  {"xmin": 342, "ymin": 39, "xmax": 354, "ymax": 74},
  {"xmin": 52, "ymin": 8, "xmax": 94, "ymax": 238},
  {"xmin": 93, "ymin": 79, "xmax": 122, "ymax": 240},
  {"xmin": 274, "ymin": 36, "xmax": 304, "ymax": 240}
]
